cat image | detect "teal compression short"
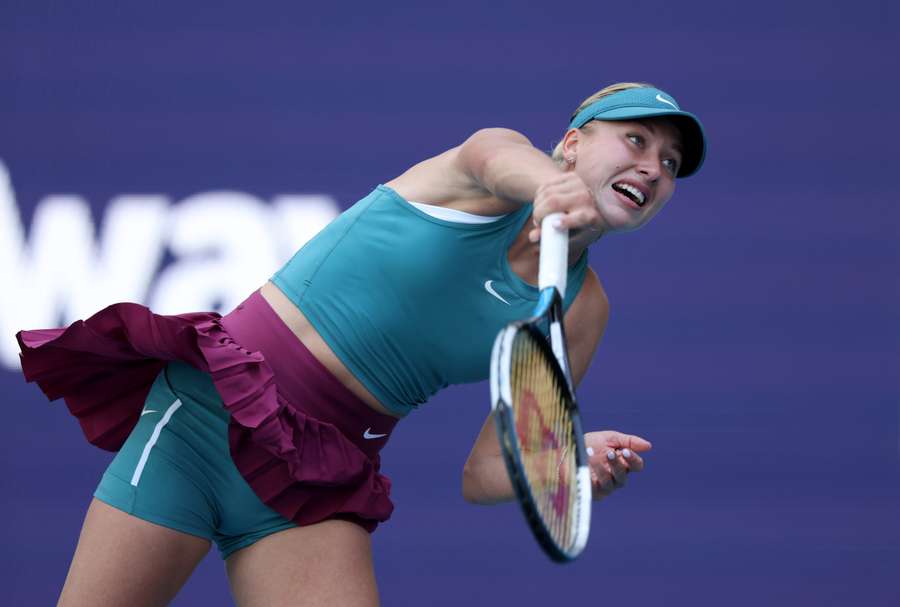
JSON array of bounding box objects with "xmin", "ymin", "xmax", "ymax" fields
[{"xmin": 94, "ymin": 361, "xmax": 297, "ymax": 559}]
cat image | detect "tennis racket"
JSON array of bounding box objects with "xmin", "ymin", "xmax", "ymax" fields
[{"xmin": 489, "ymin": 212, "xmax": 592, "ymax": 563}]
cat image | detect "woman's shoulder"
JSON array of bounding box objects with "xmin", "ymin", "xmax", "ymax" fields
[{"xmin": 385, "ymin": 129, "xmax": 532, "ymax": 218}]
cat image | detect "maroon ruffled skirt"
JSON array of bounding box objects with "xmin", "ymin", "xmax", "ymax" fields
[{"xmin": 16, "ymin": 289, "xmax": 399, "ymax": 531}]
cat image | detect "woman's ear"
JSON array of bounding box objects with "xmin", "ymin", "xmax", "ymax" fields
[{"xmin": 561, "ymin": 128, "xmax": 580, "ymax": 162}]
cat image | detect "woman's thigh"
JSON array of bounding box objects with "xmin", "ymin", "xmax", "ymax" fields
[
  {"xmin": 58, "ymin": 499, "xmax": 211, "ymax": 607},
  {"xmin": 225, "ymin": 519, "xmax": 378, "ymax": 607}
]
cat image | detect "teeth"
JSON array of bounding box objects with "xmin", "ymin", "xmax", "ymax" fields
[{"xmin": 612, "ymin": 183, "xmax": 646, "ymax": 206}]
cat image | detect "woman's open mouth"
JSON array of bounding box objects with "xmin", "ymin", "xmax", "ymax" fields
[{"xmin": 611, "ymin": 182, "xmax": 647, "ymax": 207}]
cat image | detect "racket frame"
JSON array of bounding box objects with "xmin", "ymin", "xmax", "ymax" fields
[{"xmin": 489, "ymin": 279, "xmax": 592, "ymax": 562}]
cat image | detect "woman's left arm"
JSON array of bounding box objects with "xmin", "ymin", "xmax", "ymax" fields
[{"xmin": 462, "ymin": 269, "xmax": 652, "ymax": 504}]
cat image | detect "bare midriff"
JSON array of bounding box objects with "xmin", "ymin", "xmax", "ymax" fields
[{"xmin": 259, "ymin": 281, "xmax": 402, "ymax": 419}]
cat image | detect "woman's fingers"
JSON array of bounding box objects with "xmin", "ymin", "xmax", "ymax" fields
[
  {"xmin": 586, "ymin": 439, "xmax": 648, "ymax": 500},
  {"xmin": 532, "ymin": 173, "xmax": 596, "ymax": 231},
  {"xmin": 589, "ymin": 450, "xmax": 622, "ymax": 498},
  {"xmin": 622, "ymin": 447, "xmax": 644, "ymax": 472},
  {"xmin": 555, "ymin": 207, "xmax": 600, "ymax": 231},
  {"xmin": 607, "ymin": 450, "xmax": 628, "ymax": 488},
  {"xmin": 591, "ymin": 467, "xmax": 614, "ymax": 498},
  {"xmin": 600, "ymin": 431, "xmax": 653, "ymax": 453}
]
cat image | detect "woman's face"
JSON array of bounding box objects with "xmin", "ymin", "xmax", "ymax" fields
[{"xmin": 565, "ymin": 117, "xmax": 683, "ymax": 234}]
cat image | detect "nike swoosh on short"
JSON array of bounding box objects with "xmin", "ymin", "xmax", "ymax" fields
[
  {"xmin": 484, "ymin": 280, "xmax": 510, "ymax": 305},
  {"xmin": 363, "ymin": 428, "xmax": 388, "ymax": 440},
  {"xmin": 140, "ymin": 409, "xmax": 159, "ymax": 416},
  {"xmin": 656, "ymin": 94, "xmax": 677, "ymax": 109}
]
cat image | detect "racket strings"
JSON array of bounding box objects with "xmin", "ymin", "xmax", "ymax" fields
[{"xmin": 510, "ymin": 331, "xmax": 578, "ymax": 550}]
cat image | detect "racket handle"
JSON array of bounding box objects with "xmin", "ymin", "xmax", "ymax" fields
[{"xmin": 538, "ymin": 212, "xmax": 569, "ymax": 296}]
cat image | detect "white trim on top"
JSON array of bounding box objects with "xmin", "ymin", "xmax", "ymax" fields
[{"xmin": 408, "ymin": 201, "xmax": 507, "ymax": 224}]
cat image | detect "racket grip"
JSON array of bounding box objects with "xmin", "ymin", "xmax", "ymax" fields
[{"xmin": 538, "ymin": 212, "xmax": 569, "ymax": 296}]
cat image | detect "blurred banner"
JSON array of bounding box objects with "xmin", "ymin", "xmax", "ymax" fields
[{"xmin": 0, "ymin": 161, "xmax": 338, "ymax": 368}]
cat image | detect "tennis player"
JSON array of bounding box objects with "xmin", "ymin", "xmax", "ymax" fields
[{"xmin": 18, "ymin": 82, "xmax": 705, "ymax": 606}]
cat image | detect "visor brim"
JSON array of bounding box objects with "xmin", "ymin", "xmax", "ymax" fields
[{"xmin": 585, "ymin": 107, "xmax": 706, "ymax": 178}]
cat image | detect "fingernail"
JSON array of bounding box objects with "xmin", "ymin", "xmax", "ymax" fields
[
  {"xmin": 606, "ymin": 451, "xmax": 615, "ymax": 461},
  {"xmin": 586, "ymin": 447, "xmax": 595, "ymax": 457},
  {"xmin": 622, "ymin": 449, "xmax": 632, "ymax": 458},
  {"xmin": 552, "ymin": 218, "xmax": 562, "ymax": 229}
]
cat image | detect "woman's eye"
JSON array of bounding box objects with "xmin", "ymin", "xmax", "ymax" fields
[
  {"xmin": 627, "ymin": 134, "xmax": 644, "ymax": 146},
  {"xmin": 663, "ymin": 158, "xmax": 679, "ymax": 175}
]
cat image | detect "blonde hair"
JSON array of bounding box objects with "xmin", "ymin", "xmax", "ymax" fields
[{"xmin": 551, "ymin": 81, "xmax": 655, "ymax": 163}]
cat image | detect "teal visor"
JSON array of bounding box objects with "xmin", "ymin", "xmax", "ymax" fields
[{"xmin": 569, "ymin": 87, "xmax": 706, "ymax": 178}]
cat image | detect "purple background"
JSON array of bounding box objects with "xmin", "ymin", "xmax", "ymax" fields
[{"xmin": 3, "ymin": 2, "xmax": 898, "ymax": 605}]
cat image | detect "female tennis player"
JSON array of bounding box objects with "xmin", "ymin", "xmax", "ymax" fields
[{"xmin": 18, "ymin": 82, "xmax": 705, "ymax": 606}]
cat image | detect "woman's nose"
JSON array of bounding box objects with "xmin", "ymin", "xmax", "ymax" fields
[{"xmin": 638, "ymin": 163, "xmax": 661, "ymax": 183}]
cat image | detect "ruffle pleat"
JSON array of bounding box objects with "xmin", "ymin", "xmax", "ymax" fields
[{"xmin": 17, "ymin": 303, "xmax": 393, "ymax": 529}]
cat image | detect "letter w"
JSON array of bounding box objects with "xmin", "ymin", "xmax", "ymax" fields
[{"xmin": 0, "ymin": 162, "xmax": 168, "ymax": 369}]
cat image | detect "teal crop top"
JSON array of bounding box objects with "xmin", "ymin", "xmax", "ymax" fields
[{"xmin": 272, "ymin": 185, "xmax": 588, "ymax": 416}]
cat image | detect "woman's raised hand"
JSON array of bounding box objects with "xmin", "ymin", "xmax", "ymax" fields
[{"xmin": 529, "ymin": 172, "xmax": 600, "ymax": 242}]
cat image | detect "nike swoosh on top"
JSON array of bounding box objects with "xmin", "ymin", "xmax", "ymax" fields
[
  {"xmin": 141, "ymin": 409, "xmax": 159, "ymax": 416},
  {"xmin": 363, "ymin": 428, "xmax": 388, "ymax": 440},
  {"xmin": 484, "ymin": 280, "xmax": 511, "ymax": 305},
  {"xmin": 655, "ymin": 94, "xmax": 677, "ymax": 109}
]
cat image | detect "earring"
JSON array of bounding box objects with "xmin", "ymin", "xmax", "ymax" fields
[{"xmin": 566, "ymin": 156, "xmax": 576, "ymax": 164}]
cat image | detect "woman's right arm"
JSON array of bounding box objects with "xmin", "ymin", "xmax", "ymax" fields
[
  {"xmin": 387, "ymin": 128, "xmax": 563, "ymax": 216},
  {"xmin": 454, "ymin": 128, "xmax": 565, "ymax": 208},
  {"xmin": 388, "ymin": 128, "xmax": 601, "ymax": 238}
]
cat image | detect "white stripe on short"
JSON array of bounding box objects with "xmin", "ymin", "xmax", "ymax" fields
[{"xmin": 130, "ymin": 398, "xmax": 183, "ymax": 487}]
